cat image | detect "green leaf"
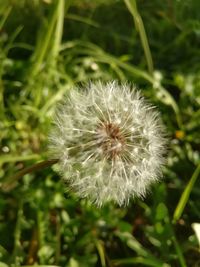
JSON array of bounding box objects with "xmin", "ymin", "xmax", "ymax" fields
[{"xmin": 173, "ymin": 162, "xmax": 200, "ymax": 223}]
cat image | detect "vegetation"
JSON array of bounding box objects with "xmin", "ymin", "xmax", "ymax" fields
[{"xmin": 0, "ymin": 0, "xmax": 200, "ymax": 266}]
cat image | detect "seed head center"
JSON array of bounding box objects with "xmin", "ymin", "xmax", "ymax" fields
[{"xmin": 96, "ymin": 122, "xmax": 125, "ymax": 159}]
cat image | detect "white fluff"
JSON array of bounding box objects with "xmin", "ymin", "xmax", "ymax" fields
[{"xmin": 49, "ymin": 81, "xmax": 167, "ymax": 206}]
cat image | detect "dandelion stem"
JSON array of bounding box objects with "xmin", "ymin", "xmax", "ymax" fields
[{"xmin": 2, "ymin": 159, "xmax": 58, "ymax": 192}]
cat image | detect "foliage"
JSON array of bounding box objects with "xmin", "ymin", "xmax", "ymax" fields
[{"xmin": 0, "ymin": 0, "xmax": 200, "ymax": 266}]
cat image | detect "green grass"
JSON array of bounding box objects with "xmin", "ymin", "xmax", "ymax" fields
[{"xmin": 0, "ymin": 0, "xmax": 200, "ymax": 266}]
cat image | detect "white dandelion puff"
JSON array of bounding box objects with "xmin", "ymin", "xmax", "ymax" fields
[{"xmin": 49, "ymin": 81, "xmax": 167, "ymax": 206}]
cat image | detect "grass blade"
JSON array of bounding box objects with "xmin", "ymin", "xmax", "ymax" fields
[
  {"xmin": 0, "ymin": 154, "xmax": 40, "ymax": 165},
  {"xmin": 95, "ymin": 240, "xmax": 106, "ymax": 267},
  {"xmin": 173, "ymin": 161, "xmax": 200, "ymax": 223},
  {"xmin": 29, "ymin": 0, "xmax": 59, "ymax": 78},
  {"xmin": 124, "ymin": 0, "xmax": 154, "ymax": 75}
]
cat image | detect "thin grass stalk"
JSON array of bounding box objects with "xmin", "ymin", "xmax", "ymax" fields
[
  {"xmin": 166, "ymin": 213, "xmax": 187, "ymax": 266},
  {"xmin": 168, "ymin": 220, "xmax": 187, "ymax": 267},
  {"xmin": 124, "ymin": 0, "xmax": 154, "ymax": 75},
  {"xmin": 55, "ymin": 214, "xmax": 61, "ymax": 265},
  {"xmin": 29, "ymin": 0, "xmax": 59, "ymax": 78},
  {"xmin": 171, "ymin": 235, "xmax": 187, "ymax": 267},
  {"xmin": 95, "ymin": 240, "xmax": 106, "ymax": 267},
  {"xmin": 12, "ymin": 200, "xmax": 23, "ymax": 266},
  {"xmin": 50, "ymin": 0, "xmax": 73, "ymax": 67},
  {"xmin": 51, "ymin": 0, "xmax": 65, "ymax": 61},
  {"xmin": 0, "ymin": 5, "xmax": 12, "ymax": 30},
  {"xmin": 37, "ymin": 210, "xmax": 46, "ymax": 265},
  {"xmin": 173, "ymin": 161, "xmax": 200, "ymax": 223},
  {"xmin": 1, "ymin": 159, "xmax": 58, "ymax": 192},
  {"xmin": 0, "ymin": 154, "xmax": 40, "ymax": 165}
]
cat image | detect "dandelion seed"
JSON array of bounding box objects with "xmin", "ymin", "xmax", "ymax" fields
[{"xmin": 49, "ymin": 81, "xmax": 167, "ymax": 206}]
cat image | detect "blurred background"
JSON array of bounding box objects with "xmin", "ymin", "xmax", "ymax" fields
[{"xmin": 0, "ymin": 0, "xmax": 200, "ymax": 266}]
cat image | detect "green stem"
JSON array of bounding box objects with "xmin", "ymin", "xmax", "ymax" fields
[
  {"xmin": 0, "ymin": 154, "xmax": 40, "ymax": 165},
  {"xmin": 29, "ymin": 1, "xmax": 59, "ymax": 78},
  {"xmin": 37, "ymin": 209, "xmax": 46, "ymax": 264},
  {"xmin": 55, "ymin": 214, "xmax": 61, "ymax": 264},
  {"xmin": 124, "ymin": 0, "xmax": 154, "ymax": 75},
  {"xmin": 51, "ymin": 0, "xmax": 65, "ymax": 60},
  {"xmin": 2, "ymin": 159, "xmax": 58, "ymax": 192},
  {"xmin": 173, "ymin": 161, "xmax": 200, "ymax": 223},
  {"xmin": 168, "ymin": 222, "xmax": 187, "ymax": 267},
  {"xmin": 0, "ymin": 5, "xmax": 12, "ymax": 30},
  {"xmin": 171, "ymin": 235, "xmax": 187, "ymax": 267},
  {"xmin": 12, "ymin": 200, "xmax": 23, "ymax": 266}
]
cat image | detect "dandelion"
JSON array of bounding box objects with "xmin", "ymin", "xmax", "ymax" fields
[{"xmin": 49, "ymin": 81, "xmax": 167, "ymax": 206}]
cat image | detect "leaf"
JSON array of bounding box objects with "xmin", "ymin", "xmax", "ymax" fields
[{"xmin": 173, "ymin": 162, "xmax": 200, "ymax": 223}]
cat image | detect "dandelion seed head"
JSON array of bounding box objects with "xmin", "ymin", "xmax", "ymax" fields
[{"xmin": 49, "ymin": 81, "xmax": 167, "ymax": 206}]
